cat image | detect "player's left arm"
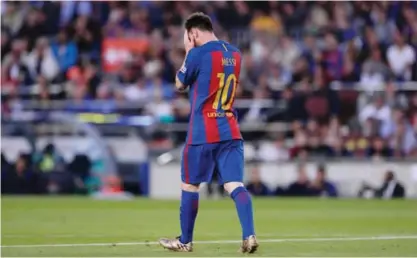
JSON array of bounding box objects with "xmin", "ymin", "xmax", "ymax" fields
[{"xmin": 176, "ymin": 48, "xmax": 199, "ymax": 92}]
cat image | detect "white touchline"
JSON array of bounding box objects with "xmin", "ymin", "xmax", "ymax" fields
[
  {"xmin": 2, "ymin": 235, "xmax": 417, "ymax": 249},
  {"xmin": 0, "ymin": 233, "xmax": 360, "ymax": 239}
]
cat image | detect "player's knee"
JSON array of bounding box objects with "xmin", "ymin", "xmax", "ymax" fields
[
  {"xmin": 223, "ymin": 181, "xmax": 244, "ymax": 194},
  {"xmin": 181, "ymin": 182, "xmax": 200, "ymax": 192}
]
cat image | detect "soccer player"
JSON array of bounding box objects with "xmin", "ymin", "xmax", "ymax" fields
[{"xmin": 159, "ymin": 12, "xmax": 258, "ymax": 253}]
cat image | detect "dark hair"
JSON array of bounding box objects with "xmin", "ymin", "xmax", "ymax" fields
[
  {"xmin": 318, "ymin": 164, "xmax": 326, "ymax": 174},
  {"xmin": 185, "ymin": 12, "xmax": 213, "ymax": 32},
  {"xmin": 386, "ymin": 170, "xmax": 395, "ymax": 180}
]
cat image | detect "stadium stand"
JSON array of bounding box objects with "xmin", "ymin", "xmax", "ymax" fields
[{"xmin": 1, "ymin": 2, "xmax": 417, "ymax": 195}]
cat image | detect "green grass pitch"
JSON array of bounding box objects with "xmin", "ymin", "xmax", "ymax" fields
[{"xmin": 1, "ymin": 197, "xmax": 417, "ymax": 257}]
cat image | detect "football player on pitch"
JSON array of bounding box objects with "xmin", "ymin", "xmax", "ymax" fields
[{"xmin": 159, "ymin": 12, "xmax": 258, "ymax": 253}]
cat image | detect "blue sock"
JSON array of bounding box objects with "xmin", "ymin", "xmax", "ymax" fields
[
  {"xmin": 231, "ymin": 186, "xmax": 255, "ymax": 239},
  {"xmin": 179, "ymin": 190, "xmax": 199, "ymax": 244}
]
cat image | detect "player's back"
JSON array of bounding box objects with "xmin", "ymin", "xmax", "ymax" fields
[{"xmin": 186, "ymin": 40, "xmax": 242, "ymax": 145}]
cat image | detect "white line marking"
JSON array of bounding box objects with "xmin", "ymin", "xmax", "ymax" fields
[
  {"xmin": 1, "ymin": 233, "xmax": 356, "ymax": 239},
  {"xmin": 2, "ymin": 235, "xmax": 417, "ymax": 248}
]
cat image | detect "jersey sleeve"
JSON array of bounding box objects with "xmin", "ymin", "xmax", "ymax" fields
[{"xmin": 176, "ymin": 48, "xmax": 199, "ymax": 86}]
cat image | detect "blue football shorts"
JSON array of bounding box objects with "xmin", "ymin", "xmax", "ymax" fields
[{"xmin": 181, "ymin": 139, "xmax": 244, "ymax": 185}]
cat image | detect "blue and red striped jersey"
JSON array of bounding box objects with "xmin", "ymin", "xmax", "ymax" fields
[{"xmin": 177, "ymin": 40, "xmax": 243, "ymax": 145}]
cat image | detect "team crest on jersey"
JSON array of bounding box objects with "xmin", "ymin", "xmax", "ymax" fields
[{"xmin": 180, "ymin": 65, "xmax": 187, "ymax": 73}]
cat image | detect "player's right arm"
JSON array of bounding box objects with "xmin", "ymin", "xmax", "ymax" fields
[{"xmin": 176, "ymin": 48, "xmax": 199, "ymax": 91}]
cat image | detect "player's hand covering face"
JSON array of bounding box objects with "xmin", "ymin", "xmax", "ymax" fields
[{"xmin": 184, "ymin": 30, "xmax": 195, "ymax": 53}]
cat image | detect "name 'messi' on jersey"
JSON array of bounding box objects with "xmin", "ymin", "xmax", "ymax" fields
[{"xmin": 222, "ymin": 57, "xmax": 236, "ymax": 66}]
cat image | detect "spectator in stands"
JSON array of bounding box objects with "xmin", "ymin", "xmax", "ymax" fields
[
  {"xmin": 67, "ymin": 59, "xmax": 101, "ymax": 98},
  {"xmin": 146, "ymin": 77, "xmax": 175, "ymax": 101},
  {"xmin": 1, "ymin": 153, "xmax": 38, "ymax": 194},
  {"xmin": 117, "ymin": 63, "xmax": 139, "ymax": 85},
  {"xmin": 50, "ymin": 28, "xmax": 78, "ymax": 79},
  {"xmin": 271, "ymin": 36, "xmax": 300, "ymax": 72},
  {"xmin": 24, "ymin": 37, "xmax": 59, "ymax": 83},
  {"xmin": 245, "ymin": 167, "xmax": 270, "ymax": 196},
  {"xmin": 172, "ymin": 95, "xmax": 191, "ymax": 144},
  {"xmin": 384, "ymin": 81, "xmax": 408, "ymax": 109},
  {"xmin": 310, "ymin": 164, "xmax": 338, "ymax": 197},
  {"xmin": 1, "ymin": 28, "xmax": 12, "ymax": 61},
  {"xmin": 68, "ymin": 154, "xmax": 91, "ymax": 194},
  {"xmin": 387, "ymin": 31, "xmax": 416, "ymax": 81},
  {"xmin": 300, "ymin": 34, "xmax": 318, "ymax": 74},
  {"xmin": 36, "ymin": 76, "xmax": 53, "ymax": 102},
  {"xmin": 366, "ymin": 136, "xmax": 393, "ymax": 160},
  {"xmin": 291, "ymin": 57, "xmax": 310, "ymax": 83},
  {"xmin": 306, "ymin": 3, "xmax": 330, "ymax": 33},
  {"xmin": 360, "ymin": 48, "xmax": 391, "ymax": 91},
  {"xmin": 285, "ymin": 164, "xmax": 313, "ymax": 196},
  {"xmin": 341, "ymin": 56, "xmax": 359, "ymax": 83},
  {"xmin": 380, "ymin": 108, "xmax": 404, "ymax": 139},
  {"xmin": 381, "ymin": 109, "xmax": 417, "ymax": 157},
  {"xmin": 34, "ymin": 143, "xmax": 65, "ymax": 174},
  {"xmin": 321, "ymin": 117, "xmax": 341, "ymax": 149},
  {"xmin": 2, "ymin": 1, "xmax": 417, "ymax": 161},
  {"xmin": 281, "ymin": 2, "xmax": 308, "ymax": 36},
  {"xmin": 38, "ymin": 2, "xmax": 61, "ymax": 35},
  {"xmin": 16, "ymin": 7, "xmax": 46, "ymax": 51},
  {"xmin": 266, "ymin": 63, "xmax": 292, "ymax": 91},
  {"xmin": 399, "ymin": 4, "xmax": 417, "ymax": 41},
  {"xmin": 357, "ymin": 26, "xmax": 388, "ymax": 66},
  {"xmin": 377, "ymin": 171, "xmax": 405, "ymax": 198},
  {"xmin": 331, "ymin": 139, "xmax": 353, "ymax": 157},
  {"xmin": 305, "ymin": 132, "xmax": 333, "ymax": 158},
  {"xmin": 407, "ymin": 93, "xmax": 417, "ymax": 127},
  {"xmin": 359, "ymin": 170, "xmax": 405, "ymax": 199},
  {"xmin": 59, "ymin": 1, "xmax": 93, "ymax": 27},
  {"xmin": 239, "ymin": 49, "xmax": 259, "ymax": 92},
  {"xmin": 283, "ymin": 82, "xmax": 310, "ymax": 122},
  {"xmin": 243, "ymin": 88, "xmax": 268, "ymax": 123},
  {"xmin": 306, "ymin": 119, "xmax": 320, "ymax": 136},
  {"xmin": 146, "ymin": 91, "xmax": 174, "ymax": 122},
  {"xmin": 258, "ymin": 135, "xmax": 290, "ymax": 162},
  {"xmin": 370, "ymin": 5, "xmax": 397, "ymax": 44},
  {"xmin": 124, "ymin": 77, "xmax": 151, "ymax": 102},
  {"xmin": 2, "ymin": 2, "xmax": 26, "ymax": 36},
  {"xmin": 322, "ymin": 33, "xmax": 344, "ymax": 82},
  {"xmin": 72, "ymin": 15, "xmax": 100, "ymax": 56},
  {"xmin": 290, "ymin": 121, "xmax": 308, "ymax": 158},
  {"xmin": 126, "ymin": 6, "xmax": 150, "ymax": 35},
  {"xmin": 359, "ymin": 94, "xmax": 392, "ymax": 127},
  {"xmin": 2, "ymin": 39, "xmax": 31, "ymax": 86},
  {"xmin": 305, "ymin": 68, "xmax": 340, "ymax": 121},
  {"xmin": 103, "ymin": 2, "xmax": 129, "ymax": 37}
]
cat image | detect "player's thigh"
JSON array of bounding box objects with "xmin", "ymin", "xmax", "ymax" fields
[
  {"xmin": 181, "ymin": 144, "xmax": 215, "ymax": 184},
  {"xmin": 215, "ymin": 140, "xmax": 244, "ymax": 185}
]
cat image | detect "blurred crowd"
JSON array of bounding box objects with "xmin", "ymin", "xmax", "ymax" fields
[
  {"xmin": 0, "ymin": 143, "xmax": 133, "ymax": 195},
  {"xmin": 243, "ymin": 164, "xmax": 405, "ymax": 199},
  {"xmin": 1, "ymin": 145, "xmax": 93, "ymax": 195},
  {"xmin": 2, "ymin": 1, "xmax": 417, "ymax": 159},
  {"xmin": 245, "ymin": 164, "xmax": 339, "ymax": 197}
]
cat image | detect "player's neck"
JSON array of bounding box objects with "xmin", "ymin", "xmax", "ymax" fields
[{"xmin": 199, "ymin": 33, "xmax": 218, "ymax": 46}]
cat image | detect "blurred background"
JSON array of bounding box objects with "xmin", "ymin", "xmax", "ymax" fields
[{"xmin": 1, "ymin": 1, "xmax": 417, "ymax": 199}]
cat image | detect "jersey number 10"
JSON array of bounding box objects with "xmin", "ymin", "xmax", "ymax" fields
[{"xmin": 212, "ymin": 73, "xmax": 237, "ymax": 110}]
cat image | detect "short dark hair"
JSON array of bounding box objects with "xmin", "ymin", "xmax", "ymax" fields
[
  {"xmin": 185, "ymin": 12, "xmax": 213, "ymax": 32},
  {"xmin": 317, "ymin": 164, "xmax": 326, "ymax": 174}
]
